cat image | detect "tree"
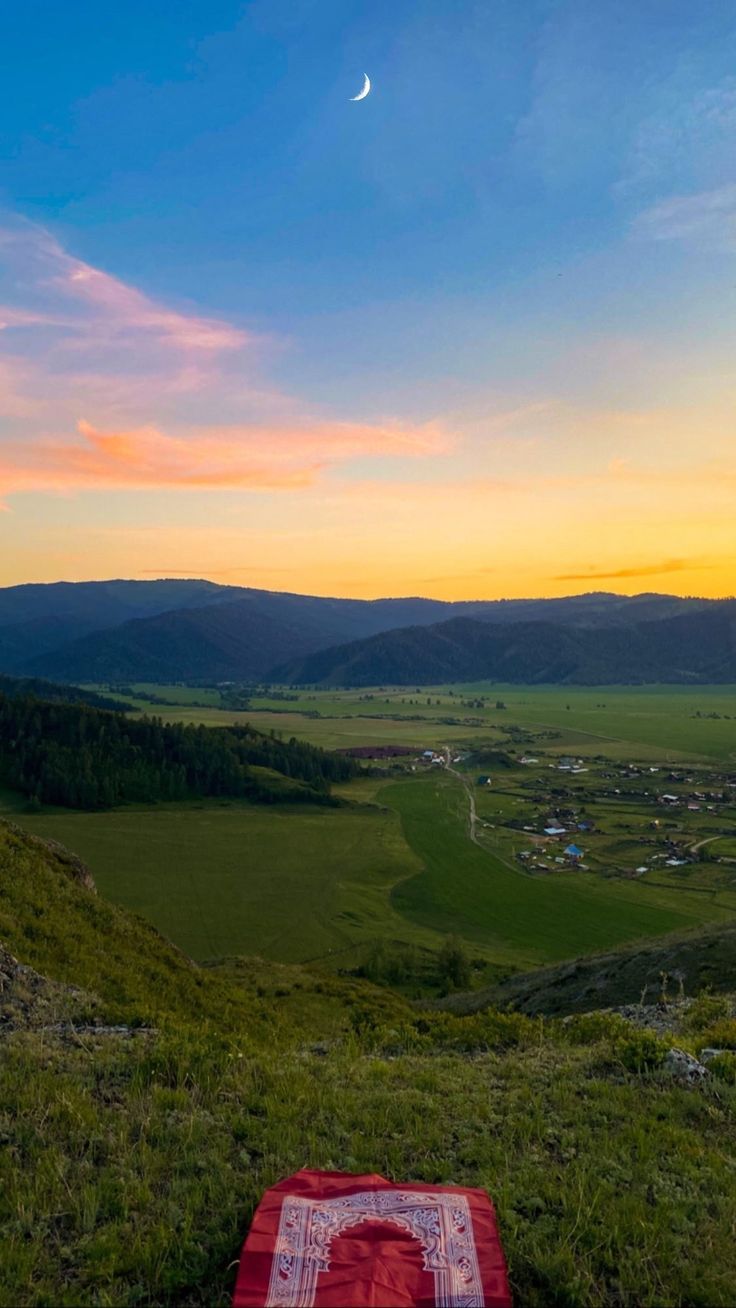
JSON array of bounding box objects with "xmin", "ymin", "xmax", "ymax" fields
[{"xmin": 438, "ymin": 935, "xmax": 471, "ymax": 989}]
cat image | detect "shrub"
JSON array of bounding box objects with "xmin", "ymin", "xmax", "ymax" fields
[
  {"xmin": 695, "ymin": 1019, "xmax": 736, "ymax": 1055},
  {"xmin": 558, "ymin": 1011, "xmax": 630, "ymax": 1046},
  {"xmin": 683, "ymin": 993, "xmax": 732, "ymax": 1032},
  {"xmin": 437, "ymin": 935, "xmax": 471, "ymax": 990},
  {"xmin": 708, "ymin": 1052, "xmax": 736, "ymax": 1085},
  {"xmin": 412, "ymin": 1009, "xmax": 537, "ymax": 1053},
  {"xmin": 615, "ymin": 1028, "xmax": 669, "ymax": 1073}
]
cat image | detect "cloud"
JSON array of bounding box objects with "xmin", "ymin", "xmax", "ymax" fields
[
  {"xmin": 619, "ymin": 77, "xmax": 736, "ymax": 199},
  {"xmin": 632, "ymin": 184, "xmax": 736, "ymax": 248},
  {"xmin": 553, "ymin": 559, "xmax": 712, "ymax": 582},
  {"xmin": 0, "ymin": 214, "xmax": 451, "ymax": 500},
  {"xmin": 0, "ymin": 416, "xmax": 448, "ymax": 495},
  {"xmin": 0, "ymin": 218, "xmax": 249, "ymax": 353}
]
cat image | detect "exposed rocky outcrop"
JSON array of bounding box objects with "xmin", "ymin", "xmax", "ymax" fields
[
  {"xmin": 0, "ymin": 940, "xmax": 97, "ymax": 1030},
  {"xmin": 4, "ymin": 822, "xmax": 97, "ymax": 892}
]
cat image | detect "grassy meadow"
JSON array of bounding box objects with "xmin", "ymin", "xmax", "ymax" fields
[
  {"xmin": 6, "ymin": 798, "xmax": 443, "ymax": 966},
  {"xmin": 103, "ymin": 682, "xmax": 736, "ymax": 759},
  {"xmin": 6, "ymin": 770, "xmax": 734, "ymax": 975}
]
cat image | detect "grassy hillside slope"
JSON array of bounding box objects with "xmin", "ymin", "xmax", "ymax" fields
[
  {"xmin": 2, "ymin": 820, "xmax": 736, "ymax": 1306},
  {"xmin": 435, "ymin": 919, "xmax": 736, "ymax": 1017}
]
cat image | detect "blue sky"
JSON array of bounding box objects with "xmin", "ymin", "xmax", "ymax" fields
[{"xmin": 0, "ymin": 0, "xmax": 735, "ymax": 595}]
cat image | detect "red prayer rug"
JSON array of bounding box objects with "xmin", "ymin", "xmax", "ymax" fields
[{"xmin": 232, "ymin": 1169, "xmax": 512, "ymax": 1308}]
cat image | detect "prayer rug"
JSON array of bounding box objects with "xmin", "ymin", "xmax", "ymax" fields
[{"xmin": 233, "ymin": 1168, "xmax": 512, "ymax": 1307}]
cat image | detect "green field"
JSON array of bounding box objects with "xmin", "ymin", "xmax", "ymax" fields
[
  {"xmin": 104, "ymin": 682, "xmax": 736, "ymax": 759},
  {"xmin": 388, "ymin": 773, "xmax": 736, "ymax": 968},
  {"xmin": 9, "ymin": 798, "xmax": 444, "ymax": 965},
  {"xmin": 7, "ymin": 770, "xmax": 734, "ymax": 974}
]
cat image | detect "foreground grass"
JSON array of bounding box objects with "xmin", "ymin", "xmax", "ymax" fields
[
  {"xmin": 3, "ymin": 1019, "xmax": 736, "ymax": 1307},
  {"xmin": 3, "ymin": 819, "xmax": 736, "ymax": 1307}
]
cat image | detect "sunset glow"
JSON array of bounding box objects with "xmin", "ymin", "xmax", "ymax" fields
[{"xmin": 1, "ymin": 3, "xmax": 735, "ymax": 600}]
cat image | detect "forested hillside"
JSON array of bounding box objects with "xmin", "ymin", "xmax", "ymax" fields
[
  {"xmin": 277, "ymin": 606, "xmax": 736, "ymax": 686},
  {"xmin": 0, "ymin": 674, "xmax": 128, "ymax": 712},
  {"xmin": 0, "ymin": 695, "xmax": 357, "ymax": 809}
]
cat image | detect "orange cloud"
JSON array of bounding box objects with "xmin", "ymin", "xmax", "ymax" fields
[
  {"xmin": 553, "ymin": 559, "xmax": 714, "ymax": 582},
  {"xmin": 0, "ymin": 416, "xmax": 449, "ymax": 495}
]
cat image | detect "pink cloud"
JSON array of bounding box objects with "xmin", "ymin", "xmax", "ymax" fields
[
  {"xmin": 0, "ymin": 218, "xmax": 250, "ymax": 355},
  {"xmin": 57, "ymin": 261, "xmax": 248, "ymax": 352},
  {"xmin": 0, "ymin": 416, "xmax": 448, "ymax": 495},
  {"xmin": 0, "ymin": 215, "xmax": 452, "ymax": 502}
]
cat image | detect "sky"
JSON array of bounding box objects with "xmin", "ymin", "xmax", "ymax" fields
[{"xmin": 0, "ymin": 0, "xmax": 735, "ymax": 599}]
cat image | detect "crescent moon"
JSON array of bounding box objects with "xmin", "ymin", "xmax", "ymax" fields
[{"xmin": 350, "ymin": 73, "xmax": 371, "ymax": 102}]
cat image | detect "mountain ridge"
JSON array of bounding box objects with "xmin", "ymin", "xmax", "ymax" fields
[
  {"xmin": 275, "ymin": 604, "xmax": 736, "ymax": 686},
  {"xmin": 0, "ymin": 578, "xmax": 723, "ymax": 683}
]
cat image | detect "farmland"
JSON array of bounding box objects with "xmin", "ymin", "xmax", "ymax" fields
[
  {"xmin": 99, "ymin": 682, "xmax": 736, "ymax": 759},
  {"xmin": 5, "ymin": 680, "xmax": 735, "ymax": 975}
]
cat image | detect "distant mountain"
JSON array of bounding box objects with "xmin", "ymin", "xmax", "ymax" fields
[
  {"xmin": 274, "ymin": 604, "xmax": 736, "ymax": 686},
  {"xmin": 0, "ymin": 579, "xmax": 233, "ymax": 674},
  {"xmin": 0, "ymin": 577, "xmax": 722, "ymax": 683},
  {"xmin": 20, "ymin": 593, "xmax": 458, "ymax": 683}
]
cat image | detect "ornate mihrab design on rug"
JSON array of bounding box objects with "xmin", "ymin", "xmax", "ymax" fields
[{"xmin": 266, "ymin": 1188, "xmax": 484, "ymax": 1308}]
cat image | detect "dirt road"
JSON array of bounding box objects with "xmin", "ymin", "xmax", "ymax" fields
[{"xmin": 442, "ymin": 747, "xmax": 482, "ymax": 847}]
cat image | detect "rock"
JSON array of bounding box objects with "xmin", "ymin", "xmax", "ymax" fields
[
  {"xmin": 664, "ymin": 1047, "xmax": 709, "ymax": 1085},
  {"xmin": 5, "ymin": 823, "xmax": 97, "ymax": 892}
]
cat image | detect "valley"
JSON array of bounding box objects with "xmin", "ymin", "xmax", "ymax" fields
[{"xmin": 5, "ymin": 682, "xmax": 735, "ymax": 985}]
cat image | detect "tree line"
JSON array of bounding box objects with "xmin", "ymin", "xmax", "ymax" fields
[{"xmin": 0, "ymin": 694, "xmax": 359, "ymax": 809}]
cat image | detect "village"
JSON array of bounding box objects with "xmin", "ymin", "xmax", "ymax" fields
[{"xmin": 409, "ymin": 741, "xmax": 736, "ymax": 887}]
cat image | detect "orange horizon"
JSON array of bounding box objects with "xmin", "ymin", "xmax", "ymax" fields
[{"xmin": 0, "ymin": 569, "xmax": 733, "ymax": 606}]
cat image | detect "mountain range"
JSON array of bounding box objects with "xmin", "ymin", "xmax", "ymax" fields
[
  {"xmin": 276, "ymin": 605, "xmax": 736, "ymax": 686},
  {"xmin": 0, "ymin": 578, "xmax": 730, "ymax": 685}
]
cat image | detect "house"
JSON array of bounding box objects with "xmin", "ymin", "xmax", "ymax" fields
[
  {"xmin": 544, "ymin": 825, "xmax": 567, "ymax": 837},
  {"xmin": 476, "ymin": 775, "xmax": 492, "ymax": 786},
  {"xmin": 577, "ymin": 819, "xmax": 595, "ymax": 832},
  {"xmin": 564, "ymin": 843, "xmax": 584, "ymax": 860}
]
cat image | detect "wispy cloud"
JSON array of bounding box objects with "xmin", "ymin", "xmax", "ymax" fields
[
  {"xmin": 553, "ymin": 559, "xmax": 712, "ymax": 582},
  {"xmin": 0, "ymin": 416, "xmax": 448, "ymax": 495},
  {"xmin": 0, "ymin": 218, "xmax": 249, "ymax": 353},
  {"xmin": 0, "ymin": 215, "xmax": 450, "ymax": 499},
  {"xmin": 632, "ymin": 183, "xmax": 736, "ymax": 248}
]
